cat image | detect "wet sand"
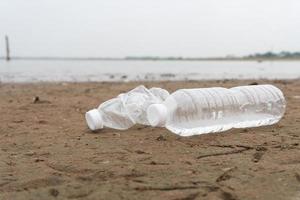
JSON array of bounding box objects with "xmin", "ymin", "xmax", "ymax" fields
[{"xmin": 1, "ymin": 80, "xmax": 300, "ymax": 200}]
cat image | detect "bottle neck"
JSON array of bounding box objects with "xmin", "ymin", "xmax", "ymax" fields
[{"xmin": 147, "ymin": 104, "xmax": 168, "ymax": 127}]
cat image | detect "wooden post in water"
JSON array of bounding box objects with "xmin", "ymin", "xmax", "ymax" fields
[{"xmin": 5, "ymin": 35, "xmax": 10, "ymax": 61}]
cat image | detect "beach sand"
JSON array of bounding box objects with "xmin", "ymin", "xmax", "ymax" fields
[{"xmin": 1, "ymin": 80, "xmax": 300, "ymax": 200}]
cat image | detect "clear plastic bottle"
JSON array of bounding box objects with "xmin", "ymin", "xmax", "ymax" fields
[
  {"xmin": 147, "ymin": 85, "xmax": 286, "ymax": 136},
  {"xmin": 85, "ymin": 85, "xmax": 169, "ymax": 131}
]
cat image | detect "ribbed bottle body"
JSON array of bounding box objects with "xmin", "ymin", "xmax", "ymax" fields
[{"xmin": 163, "ymin": 85, "xmax": 285, "ymax": 136}]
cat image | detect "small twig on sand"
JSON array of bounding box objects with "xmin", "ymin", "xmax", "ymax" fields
[
  {"xmin": 197, "ymin": 145, "xmax": 254, "ymax": 159},
  {"xmin": 235, "ymin": 144, "xmax": 255, "ymax": 150},
  {"xmin": 216, "ymin": 167, "xmax": 237, "ymax": 182},
  {"xmin": 209, "ymin": 144, "xmax": 235, "ymax": 148}
]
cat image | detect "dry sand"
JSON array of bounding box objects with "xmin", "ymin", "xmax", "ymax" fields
[{"xmin": 1, "ymin": 80, "xmax": 300, "ymax": 200}]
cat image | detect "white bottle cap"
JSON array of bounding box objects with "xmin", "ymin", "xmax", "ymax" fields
[
  {"xmin": 85, "ymin": 109, "xmax": 104, "ymax": 131},
  {"xmin": 147, "ymin": 104, "xmax": 168, "ymax": 127}
]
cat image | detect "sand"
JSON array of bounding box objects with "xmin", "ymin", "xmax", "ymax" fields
[{"xmin": 1, "ymin": 80, "xmax": 300, "ymax": 200}]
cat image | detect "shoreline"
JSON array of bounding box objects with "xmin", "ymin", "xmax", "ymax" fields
[
  {"xmin": 0, "ymin": 78, "xmax": 298, "ymax": 84},
  {"xmin": 1, "ymin": 77, "xmax": 300, "ymax": 84},
  {"xmin": 1, "ymin": 61, "xmax": 300, "ymax": 82}
]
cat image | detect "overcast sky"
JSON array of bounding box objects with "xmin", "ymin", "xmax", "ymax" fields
[{"xmin": 0, "ymin": 0, "xmax": 299, "ymax": 57}]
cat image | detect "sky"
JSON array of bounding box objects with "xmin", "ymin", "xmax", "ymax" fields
[{"xmin": 0, "ymin": 0, "xmax": 299, "ymax": 57}]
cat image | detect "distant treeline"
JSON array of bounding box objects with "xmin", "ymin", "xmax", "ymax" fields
[
  {"xmin": 125, "ymin": 51, "xmax": 300, "ymax": 61},
  {"xmin": 244, "ymin": 51, "xmax": 300, "ymax": 60}
]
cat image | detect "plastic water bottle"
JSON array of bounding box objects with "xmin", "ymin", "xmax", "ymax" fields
[
  {"xmin": 147, "ymin": 85, "xmax": 286, "ymax": 136},
  {"xmin": 85, "ymin": 85, "xmax": 169, "ymax": 131}
]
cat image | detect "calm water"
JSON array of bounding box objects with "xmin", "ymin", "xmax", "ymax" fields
[{"xmin": 0, "ymin": 60, "xmax": 300, "ymax": 82}]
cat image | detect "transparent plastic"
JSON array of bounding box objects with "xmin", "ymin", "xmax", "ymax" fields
[
  {"xmin": 86, "ymin": 85, "xmax": 169, "ymax": 130},
  {"xmin": 147, "ymin": 85, "xmax": 286, "ymax": 136}
]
